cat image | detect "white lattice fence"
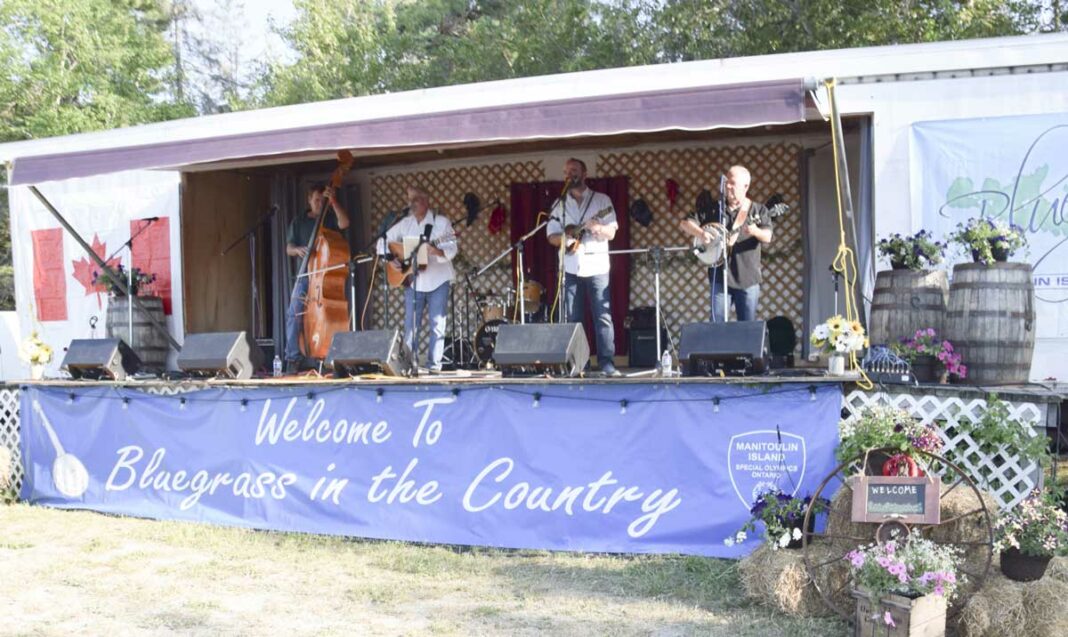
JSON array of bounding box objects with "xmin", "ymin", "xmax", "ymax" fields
[
  {"xmin": 844, "ymin": 389, "xmax": 1045, "ymax": 510},
  {"xmin": 1, "ymin": 386, "xmax": 21, "ymax": 495}
]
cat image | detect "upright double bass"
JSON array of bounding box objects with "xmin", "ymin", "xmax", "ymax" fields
[{"xmin": 293, "ymin": 150, "xmax": 355, "ymax": 360}]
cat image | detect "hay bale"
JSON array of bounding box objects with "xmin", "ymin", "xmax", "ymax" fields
[
  {"xmin": 737, "ymin": 542, "xmax": 847, "ymax": 618},
  {"xmin": 826, "ymin": 484, "xmax": 876, "ymax": 547},
  {"xmin": 957, "ymin": 556, "xmax": 1068, "ymax": 637},
  {"xmin": 927, "ymin": 485, "xmax": 998, "ymax": 547}
]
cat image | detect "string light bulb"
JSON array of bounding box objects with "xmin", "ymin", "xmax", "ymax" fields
[
  {"xmin": 240, "ymin": 399, "xmax": 249, "ymax": 413},
  {"xmin": 713, "ymin": 397, "xmax": 720, "ymax": 413},
  {"xmin": 122, "ymin": 397, "xmax": 130, "ymax": 410},
  {"xmin": 376, "ymin": 388, "xmax": 384, "ymax": 404},
  {"xmin": 532, "ymin": 392, "xmax": 541, "ymax": 409},
  {"xmin": 179, "ymin": 397, "xmax": 187, "ymax": 411},
  {"xmin": 619, "ymin": 399, "xmax": 628, "ymax": 415}
]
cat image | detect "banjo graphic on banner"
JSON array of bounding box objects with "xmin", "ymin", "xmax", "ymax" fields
[
  {"xmin": 20, "ymin": 383, "xmax": 841, "ymax": 558},
  {"xmin": 910, "ymin": 113, "xmax": 1068, "ymax": 379}
]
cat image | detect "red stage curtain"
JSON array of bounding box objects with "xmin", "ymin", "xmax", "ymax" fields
[{"xmin": 509, "ymin": 177, "xmax": 630, "ymax": 356}]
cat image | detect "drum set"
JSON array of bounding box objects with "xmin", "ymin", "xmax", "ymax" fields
[{"xmin": 441, "ymin": 279, "xmax": 547, "ymax": 370}]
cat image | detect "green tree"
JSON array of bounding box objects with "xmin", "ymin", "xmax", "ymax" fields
[{"xmin": 0, "ymin": 0, "xmax": 191, "ymax": 310}]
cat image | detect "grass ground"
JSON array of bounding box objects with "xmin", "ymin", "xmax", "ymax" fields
[{"xmin": 0, "ymin": 504, "xmax": 847, "ymax": 636}]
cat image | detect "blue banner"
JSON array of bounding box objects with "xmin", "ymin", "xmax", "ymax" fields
[{"xmin": 20, "ymin": 382, "xmax": 841, "ymax": 557}]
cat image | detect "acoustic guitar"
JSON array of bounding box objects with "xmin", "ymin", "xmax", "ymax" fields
[{"xmin": 385, "ymin": 232, "xmax": 459, "ymax": 288}]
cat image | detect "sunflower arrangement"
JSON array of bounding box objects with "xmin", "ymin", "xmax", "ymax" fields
[
  {"xmin": 18, "ymin": 331, "xmax": 53, "ymax": 365},
  {"xmin": 810, "ymin": 315, "xmax": 867, "ymax": 354}
]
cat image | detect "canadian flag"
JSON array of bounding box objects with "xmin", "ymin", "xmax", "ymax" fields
[{"xmin": 31, "ymin": 218, "xmax": 173, "ymax": 322}]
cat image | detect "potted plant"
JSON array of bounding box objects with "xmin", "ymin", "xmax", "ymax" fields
[
  {"xmin": 18, "ymin": 331, "xmax": 54, "ymax": 380},
  {"xmin": 810, "ymin": 315, "xmax": 867, "ymax": 374},
  {"xmin": 994, "ymin": 490, "xmax": 1068, "ymax": 581},
  {"xmin": 948, "ymin": 218, "xmax": 1027, "ymax": 265},
  {"xmin": 837, "ymin": 406, "xmax": 944, "ymax": 476},
  {"xmin": 848, "ymin": 530, "xmax": 963, "ymax": 635},
  {"xmin": 891, "ymin": 328, "xmax": 967, "ymax": 383},
  {"xmin": 724, "ymin": 489, "xmax": 830, "ymax": 550},
  {"xmin": 92, "ymin": 265, "xmax": 158, "ymax": 297},
  {"xmin": 877, "ymin": 230, "xmax": 946, "ymax": 271}
]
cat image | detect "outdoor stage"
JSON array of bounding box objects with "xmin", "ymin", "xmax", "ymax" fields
[{"xmin": 15, "ymin": 374, "xmax": 847, "ymax": 558}]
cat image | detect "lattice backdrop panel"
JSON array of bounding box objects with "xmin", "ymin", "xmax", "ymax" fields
[
  {"xmin": 368, "ymin": 161, "xmax": 546, "ymax": 363},
  {"xmin": 844, "ymin": 388, "xmax": 1046, "ymax": 510},
  {"xmin": 598, "ymin": 143, "xmax": 805, "ymax": 351}
]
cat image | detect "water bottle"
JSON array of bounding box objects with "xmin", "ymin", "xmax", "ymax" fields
[
  {"xmin": 273, "ymin": 354, "xmax": 283, "ymax": 377},
  {"xmin": 660, "ymin": 350, "xmax": 672, "ymax": 377}
]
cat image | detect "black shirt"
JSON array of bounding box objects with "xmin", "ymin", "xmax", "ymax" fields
[
  {"xmin": 286, "ymin": 210, "xmax": 341, "ymax": 249},
  {"xmin": 688, "ymin": 201, "xmax": 772, "ymax": 289}
]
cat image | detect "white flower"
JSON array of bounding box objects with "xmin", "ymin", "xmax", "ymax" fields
[
  {"xmin": 792, "ymin": 528, "xmax": 803, "ymax": 540},
  {"xmin": 778, "ymin": 531, "xmax": 792, "ymax": 548},
  {"xmin": 723, "ymin": 537, "xmax": 735, "ymax": 547},
  {"xmin": 735, "ymin": 531, "xmax": 747, "ymax": 543},
  {"xmin": 813, "ymin": 324, "xmax": 830, "ymax": 340}
]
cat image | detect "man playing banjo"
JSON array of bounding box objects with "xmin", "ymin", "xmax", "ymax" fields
[{"xmin": 679, "ymin": 165, "xmax": 773, "ymax": 322}]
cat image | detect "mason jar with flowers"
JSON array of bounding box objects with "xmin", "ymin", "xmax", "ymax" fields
[
  {"xmin": 18, "ymin": 331, "xmax": 54, "ymax": 380},
  {"xmin": 848, "ymin": 531, "xmax": 964, "ymax": 634},
  {"xmin": 949, "ymin": 218, "xmax": 1027, "ymax": 265},
  {"xmin": 877, "ymin": 230, "xmax": 946, "ymax": 271},
  {"xmin": 994, "ymin": 490, "xmax": 1068, "ymax": 582},
  {"xmin": 892, "ymin": 328, "xmax": 967, "ymax": 384},
  {"xmin": 810, "ymin": 315, "xmax": 867, "ymax": 375},
  {"xmin": 724, "ymin": 489, "xmax": 830, "ymax": 551}
]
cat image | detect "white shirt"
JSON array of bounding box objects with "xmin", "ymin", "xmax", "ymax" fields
[
  {"xmin": 546, "ymin": 188, "xmax": 617, "ymax": 277},
  {"xmin": 385, "ymin": 210, "xmax": 458, "ymax": 292}
]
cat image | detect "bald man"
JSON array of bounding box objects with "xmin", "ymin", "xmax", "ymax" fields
[{"xmin": 679, "ymin": 165, "xmax": 773, "ymax": 322}]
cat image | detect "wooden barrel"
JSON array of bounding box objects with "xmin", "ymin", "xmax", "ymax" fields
[
  {"xmin": 106, "ymin": 296, "xmax": 168, "ymax": 371},
  {"xmin": 944, "ymin": 262, "xmax": 1035, "ymax": 384},
  {"xmin": 868, "ymin": 269, "xmax": 948, "ymax": 347}
]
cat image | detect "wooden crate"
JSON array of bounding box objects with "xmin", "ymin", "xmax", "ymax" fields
[{"xmin": 854, "ymin": 589, "xmax": 946, "ymax": 637}]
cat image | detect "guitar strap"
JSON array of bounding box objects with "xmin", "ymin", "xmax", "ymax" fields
[{"xmin": 572, "ymin": 189, "xmax": 596, "ymax": 225}]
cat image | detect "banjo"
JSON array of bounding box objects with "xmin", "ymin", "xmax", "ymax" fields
[{"xmin": 692, "ymin": 199, "xmax": 789, "ymax": 267}]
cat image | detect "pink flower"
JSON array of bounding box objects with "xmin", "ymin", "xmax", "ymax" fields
[{"xmin": 884, "ymin": 611, "xmax": 896, "ymax": 627}]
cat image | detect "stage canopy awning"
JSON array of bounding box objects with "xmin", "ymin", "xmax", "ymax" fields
[{"xmin": 7, "ymin": 78, "xmax": 806, "ymax": 185}]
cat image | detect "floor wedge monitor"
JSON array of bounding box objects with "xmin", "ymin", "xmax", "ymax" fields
[
  {"xmin": 62, "ymin": 338, "xmax": 142, "ymax": 381},
  {"xmin": 328, "ymin": 330, "xmax": 415, "ymax": 377},
  {"xmin": 177, "ymin": 331, "xmax": 264, "ymax": 379},
  {"xmin": 493, "ymin": 323, "xmax": 589, "ymax": 377},
  {"xmin": 678, "ymin": 320, "xmax": 768, "ymax": 376}
]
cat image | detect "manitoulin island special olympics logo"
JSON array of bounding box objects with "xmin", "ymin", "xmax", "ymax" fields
[{"xmin": 727, "ymin": 430, "xmax": 807, "ymax": 508}]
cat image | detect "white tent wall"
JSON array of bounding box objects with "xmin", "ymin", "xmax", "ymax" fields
[
  {"xmin": 835, "ymin": 70, "xmax": 1068, "ymax": 381},
  {"xmin": 8, "ymin": 170, "xmax": 185, "ymax": 377}
]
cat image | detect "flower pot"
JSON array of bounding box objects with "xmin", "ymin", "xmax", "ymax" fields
[
  {"xmin": 1000, "ymin": 547, "xmax": 1051, "ymax": 582},
  {"xmin": 828, "ymin": 354, "xmax": 846, "ymax": 375},
  {"xmin": 991, "ymin": 246, "xmax": 1010, "ymax": 262},
  {"xmin": 910, "ymin": 355, "xmax": 942, "ymax": 383},
  {"xmin": 30, "ymin": 364, "xmax": 44, "ymax": 380},
  {"xmin": 854, "ymin": 589, "xmax": 946, "ymax": 637},
  {"xmin": 890, "ymin": 259, "xmax": 909, "ymax": 271}
]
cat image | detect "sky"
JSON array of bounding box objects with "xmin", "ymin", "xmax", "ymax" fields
[{"xmin": 195, "ymin": 0, "xmax": 297, "ymax": 63}]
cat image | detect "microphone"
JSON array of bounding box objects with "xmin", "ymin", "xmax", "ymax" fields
[{"xmin": 144, "ymin": 216, "xmax": 160, "ymax": 222}]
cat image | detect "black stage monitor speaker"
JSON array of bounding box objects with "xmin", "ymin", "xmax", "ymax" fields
[
  {"xmin": 493, "ymin": 323, "xmax": 589, "ymax": 377},
  {"xmin": 679, "ymin": 320, "xmax": 768, "ymax": 376},
  {"xmin": 177, "ymin": 331, "xmax": 264, "ymax": 379},
  {"xmin": 62, "ymin": 338, "xmax": 142, "ymax": 381},
  {"xmin": 328, "ymin": 330, "xmax": 415, "ymax": 377}
]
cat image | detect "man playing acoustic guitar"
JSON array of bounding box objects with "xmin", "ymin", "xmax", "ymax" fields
[
  {"xmin": 679, "ymin": 165, "xmax": 773, "ymax": 322},
  {"xmin": 386, "ymin": 185, "xmax": 458, "ymax": 373},
  {"xmin": 547, "ymin": 158, "xmax": 621, "ymax": 377}
]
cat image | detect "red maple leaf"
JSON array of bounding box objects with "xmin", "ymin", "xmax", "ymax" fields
[{"xmin": 71, "ymin": 234, "xmax": 122, "ymax": 308}]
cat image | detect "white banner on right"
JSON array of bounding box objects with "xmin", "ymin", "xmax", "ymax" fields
[{"xmin": 910, "ymin": 113, "xmax": 1068, "ymax": 382}]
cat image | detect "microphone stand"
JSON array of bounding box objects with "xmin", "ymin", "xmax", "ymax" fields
[
  {"xmin": 222, "ymin": 206, "xmax": 276, "ymax": 340},
  {"xmin": 104, "ymin": 217, "xmax": 159, "ymax": 353},
  {"xmin": 718, "ymin": 174, "xmax": 729, "ymax": 323},
  {"xmin": 405, "ymin": 230, "xmax": 432, "ymax": 375},
  {"xmin": 475, "ymin": 218, "xmax": 549, "ymax": 325}
]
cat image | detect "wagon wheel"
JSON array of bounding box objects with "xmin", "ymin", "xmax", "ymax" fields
[{"xmin": 801, "ymin": 447, "xmax": 994, "ymax": 622}]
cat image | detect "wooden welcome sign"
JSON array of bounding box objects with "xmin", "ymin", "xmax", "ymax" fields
[{"xmin": 851, "ymin": 476, "xmax": 941, "ymax": 525}]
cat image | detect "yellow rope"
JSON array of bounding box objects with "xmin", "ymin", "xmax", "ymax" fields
[{"xmin": 825, "ymin": 78, "xmax": 873, "ymax": 390}]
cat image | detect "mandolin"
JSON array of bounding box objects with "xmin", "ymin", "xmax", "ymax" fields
[{"xmin": 562, "ymin": 206, "xmax": 614, "ymax": 254}]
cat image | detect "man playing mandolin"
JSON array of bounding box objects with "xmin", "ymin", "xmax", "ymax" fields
[
  {"xmin": 679, "ymin": 165, "xmax": 773, "ymax": 323},
  {"xmin": 284, "ymin": 183, "xmax": 350, "ymax": 373},
  {"xmin": 547, "ymin": 158, "xmax": 621, "ymax": 377},
  {"xmin": 386, "ymin": 186, "xmax": 458, "ymax": 373}
]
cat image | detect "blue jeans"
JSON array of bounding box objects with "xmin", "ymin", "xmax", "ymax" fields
[
  {"xmin": 405, "ymin": 281, "xmax": 450, "ymax": 369},
  {"xmin": 564, "ymin": 272, "xmax": 615, "ymax": 367},
  {"xmin": 284, "ymin": 277, "xmax": 309, "ymax": 362},
  {"xmin": 708, "ymin": 269, "xmax": 759, "ymax": 323}
]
